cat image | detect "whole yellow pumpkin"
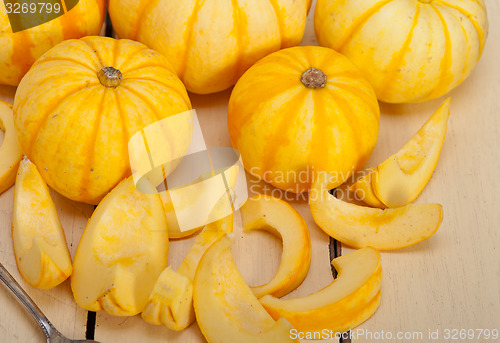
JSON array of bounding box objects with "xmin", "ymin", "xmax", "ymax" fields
[
  {"xmin": 228, "ymin": 46, "xmax": 380, "ymax": 193},
  {"xmin": 14, "ymin": 36, "xmax": 192, "ymax": 204},
  {"xmin": 108, "ymin": 0, "xmax": 309, "ymax": 94},
  {"xmin": 315, "ymin": 0, "xmax": 488, "ymax": 103},
  {"xmin": 0, "ymin": 0, "xmax": 105, "ymax": 86}
]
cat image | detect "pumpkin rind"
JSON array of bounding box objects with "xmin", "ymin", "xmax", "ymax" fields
[
  {"xmin": 228, "ymin": 46, "xmax": 380, "ymax": 193},
  {"xmin": 315, "ymin": 0, "xmax": 489, "ymax": 103},
  {"xmin": 108, "ymin": 0, "xmax": 308, "ymax": 94},
  {"xmin": 0, "ymin": 0, "xmax": 106, "ymax": 86},
  {"xmin": 13, "ymin": 36, "xmax": 192, "ymax": 204}
]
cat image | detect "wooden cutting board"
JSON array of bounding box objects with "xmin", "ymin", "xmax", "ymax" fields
[{"xmin": 1, "ymin": 1, "xmax": 499, "ymax": 342}]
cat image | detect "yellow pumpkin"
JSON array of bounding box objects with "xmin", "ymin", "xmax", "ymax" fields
[
  {"xmin": 315, "ymin": 0, "xmax": 488, "ymax": 103},
  {"xmin": 0, "ymin": 0, "xmax": 105, "ymax": 86},
  {"xmin": 228, "ymin": 46, "xmax": 380, "ymax": 193},
  {"xmin": 14, "ymin": 36, "xmax": 192, "ymax": 205},
  {"xmin": 108, "ymin": 0, "xmax": 309, "ymax": 94}
]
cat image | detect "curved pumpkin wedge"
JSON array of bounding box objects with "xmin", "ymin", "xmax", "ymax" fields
[
  {"xmin": 352, "ymin": 98, "xmax": 451, "ymax": 208},
  {"xmin": 142, "ymin": 215, "xmax": 232, "ymax": 330},
  {"xmin": 193, "ymin": 235, "xmax": 298, "ymax": 343},
  {"xmin": 0, "ymin": 101, "xmax": 22, "ymax": 194},
  {"xmin": 310, "ymin": 172, "xmax": 443, "ymax": 250},
  {"xmin": 71, "ymin": 176, "xmax": 168, "ymax": 316},
  {"xmin": 12, "ymin": 157, "xmax": 72, "ymax": 289},
  {"xmin": 259, "ymin": 247, "xmax": 381, "ymax": 334},
  {"xmin": 162, "ymin": 165, "xmax": 239, "ymax": 239},
  {"xmin": 240, "ymin": 194, "xmax": 311, "ymax": 298}
]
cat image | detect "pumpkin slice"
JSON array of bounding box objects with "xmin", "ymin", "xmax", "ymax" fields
[
  {"xmin": 0, "ymin": 100, "xmax": 22, "ymax": 194},
  {"xmin": 71, "ymin": 176, "xmax": 168, "ymax": 316},
  {"xmin": 142, "ymin": 215, "xmax": 232, "ymax": 330},
  {"xmin": 240, "ymin": 194, "xmax": 311, "ymax": 298},
  {"xmin": 108, "ymin": 0, "xmax": 308, "ymax": 94},
  {"xmin": 12, "ymin": 157, "xmax": 72, "ymax": 289},
  {"xmin": 351, "ymin": 98, "xmax": 451, "ymax": 208},
  {"xmin": 193, "ymin": 235, "xmax": 298, "ymax": 343},
  {"xmin": 310, "ymin": 172, "xmax": 443, "ymax": 250},
  {"xmin": 0, "ymin": 0, "xmax": 105, "ymax": 86},
  {"xmin": 259, "ymin": 247, "xmax": 381, "ymax": 334},
  {"xmin": 315, "ymin": 0, "xmax": 488, "ymax": 103}
]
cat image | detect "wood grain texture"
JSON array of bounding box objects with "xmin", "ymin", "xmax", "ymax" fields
[{"xmin": 0, "ymin": 1, "xmax": 499, "ymax": 342}]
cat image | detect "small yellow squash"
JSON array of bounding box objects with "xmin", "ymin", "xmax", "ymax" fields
[
  {"xmin": 108, "ymin": 0, "xmax": 309, "ymax": 94},
  {"xmin": 13, "ymin": 36, "xmax": 191, "ymax": 204},
  {"xmin": 12, "ymin": 157, "xmax": 72, "ymax": 289},
  {"xmin": 315, "ymin": 0, "xmax": 488, "ymax": 103},
  {"xmin": 228, "ymin": 46, "xmax": 380, "ymax": 193},
  {"xmin": 0, "ymin": 100, "xmax": 22, "ymax": 194}
]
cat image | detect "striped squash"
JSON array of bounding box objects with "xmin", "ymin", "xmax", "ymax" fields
[
  {"xmin": 315, "ymin": 0, "xmax": 488, "ymax": 103},
  {"xmin": 13, "ymin": 36, "xmax": 191, "ymax": 204},
  {"xmin": 0, "ymin": 0, "xmax": 105, "ymax": 86},
  {"xmin": 108, "ymin": 0, "xmax": 309, "ymax": 94},
  {"xmin": 228, "ymin": 46, "xmax": 380, "ymax": 193}
]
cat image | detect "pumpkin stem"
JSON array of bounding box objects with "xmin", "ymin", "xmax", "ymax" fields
[
  {"xmin": 98, "ymin": 67, "xmax": 123, "ymax": 88},
  {"xmin": 301, "ymin": 68, "xmax": 327, "ymax": 89}
]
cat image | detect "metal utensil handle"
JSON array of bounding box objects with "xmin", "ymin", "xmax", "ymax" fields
[{"xmin": 0, "ymin": 262, "xmax": 54, "ymax": 339}]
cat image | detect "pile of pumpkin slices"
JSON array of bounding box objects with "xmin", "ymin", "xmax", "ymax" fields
[{"xmin": 0, "ymin": 95, "xmax": 449, "ymax": 341}]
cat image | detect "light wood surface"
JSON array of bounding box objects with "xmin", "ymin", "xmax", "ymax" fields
[{"xmin": 1, "ymin": 1, "xmax": 499, "ymax": 342}]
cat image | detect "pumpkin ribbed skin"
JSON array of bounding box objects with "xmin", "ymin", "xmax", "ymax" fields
[
  {"xmin": 0, "ymin": 0, "xmax": 105, "ymax": 86},
  {"xmin": 14, "ymin": 36, "xmax": 192, "ymax": 204},
  {"xmin": 315, "ymin": 0, "xmax": 488, "ymax": 104},
  {"xmin": 108, "ymin": 0, "xmax": 308, "ymax": 95},
  {"xmin": 228, "ymin": 46, "xmax": 380, "ymax": 193}
]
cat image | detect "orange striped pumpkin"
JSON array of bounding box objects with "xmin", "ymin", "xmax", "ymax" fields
[
  {"xmin": 228, "ymin": 46, "xmax": 380, "ymax": 193},
  {"xmin": 0, "ymin": 0, "xmax": 105, "ymax": 86},
  {"xmin": 315, "ymin": 0, "xmax": 489, "ymax": 103},
  {"xmin": 108, "ymin": 0, "xmax": 309, "ymax": 94},
  {"xmin": 14, "ymin": 36, "xmax": 192, "ymax": 204}
]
